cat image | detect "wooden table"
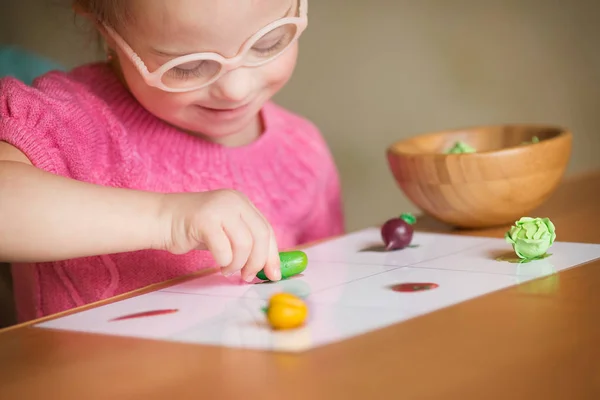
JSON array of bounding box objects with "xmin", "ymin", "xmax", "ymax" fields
[{"xmin": 1, "ymin": 171, "xmax": 599, "ymax": 400}]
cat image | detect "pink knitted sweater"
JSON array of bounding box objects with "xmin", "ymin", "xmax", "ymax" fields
[{"xmin": 0, "ymin": 63, "xmax": 344, "ymax": 322}]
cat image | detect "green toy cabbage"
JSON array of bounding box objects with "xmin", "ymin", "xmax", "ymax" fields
[{"xmin": 505, "ymin": 217, "xmax": 556, "ymax": 259}]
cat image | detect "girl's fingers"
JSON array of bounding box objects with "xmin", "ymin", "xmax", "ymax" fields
[
  {"xmin": 201, "ymin": 224, "xmax": 233, "ymax": 268},
  {"xmin": 240, "ymin": 211, "xmax": 277, "ymax": 282},
  {"xmin": 222, "ymin": 216, "xmax": 253, "ymax": 276},
  {"xmin": 264, "ymin": 228, "xmax": 281, "ymax": 281}
]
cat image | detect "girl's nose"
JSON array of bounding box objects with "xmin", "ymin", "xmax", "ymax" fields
[{"xmin": 209, "ymin": 66, "xmax": 254, "ymax": 104}]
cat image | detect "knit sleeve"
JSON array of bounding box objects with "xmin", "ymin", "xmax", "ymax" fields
[
  {"xmin": 0, "ymin": 75, "xmax": 102, "ymax": 180},
  {"xmin": 297, "ymin": 127, "xmax": 346, "ymax": 244}
]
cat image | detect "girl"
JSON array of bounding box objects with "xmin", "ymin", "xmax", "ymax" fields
[{"xmin": 0, "ymin": 0, "xmax": 344, "ymax": 323}]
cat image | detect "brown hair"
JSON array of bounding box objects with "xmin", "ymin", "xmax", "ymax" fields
[{"xmin": 73, "ymin": 0, "xmax": 131, "ymax": 28}]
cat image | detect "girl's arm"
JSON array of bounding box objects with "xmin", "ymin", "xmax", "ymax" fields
[
  {"xmin": 0, "ymin": 141, "xmax": 282, "ymax": 281},
  {"xmin": 0, "ymin": 141, "xmax": 165, "ymax": 263}
]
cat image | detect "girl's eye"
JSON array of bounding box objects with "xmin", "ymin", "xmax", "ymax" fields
[
  {"xmin": 169, "ymin": 65, "xmax": 204, "ymax": 80},
  {"xmin": 166, "ymin": 60, "xmax": 220, "ymax": 80},
  {"xmin": 251, "ymin": 23, "xmax": 296, "ymax": 57},
  {"xmin": 252, "ymin": 36, "xmax": 287, "ymax": 56}
]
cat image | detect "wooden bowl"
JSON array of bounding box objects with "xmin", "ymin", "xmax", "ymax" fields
[{"xmin": 386, "ymin": 124, "xmax": 573, "ymax": 229}]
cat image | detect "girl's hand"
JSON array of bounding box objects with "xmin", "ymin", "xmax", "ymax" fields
[{"xmin": 158, "ymin": 189, "xmax": 281, "ymax": 282}]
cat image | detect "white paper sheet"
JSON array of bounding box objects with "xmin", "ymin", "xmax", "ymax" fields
[{"xmin": 36, "ymin": 228, "xmax": 600, "ymax": 352}]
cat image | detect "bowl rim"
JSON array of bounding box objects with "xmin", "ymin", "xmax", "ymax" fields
[{"xmin": 387, "ymin": 123, "xmax": 572, "ymax": 157}]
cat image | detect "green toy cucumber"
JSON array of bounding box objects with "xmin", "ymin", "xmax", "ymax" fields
[{"xmin": 256, "ymin": 250, "xmax": 308, "ymax": 281}]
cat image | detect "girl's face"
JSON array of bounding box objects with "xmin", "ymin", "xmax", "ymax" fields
[{"xmin": 105, "ymin": 0, "xmax": 300, "ymax": 146}]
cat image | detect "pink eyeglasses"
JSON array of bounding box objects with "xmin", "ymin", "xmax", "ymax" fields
[{"xmin": 102, "ymin": 0, "xmax": 308, "ymax": 93}]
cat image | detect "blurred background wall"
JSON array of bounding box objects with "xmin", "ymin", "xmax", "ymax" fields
[{"xmin": 1, "ymin": 0, "xmax": 599, "ymax": 232}]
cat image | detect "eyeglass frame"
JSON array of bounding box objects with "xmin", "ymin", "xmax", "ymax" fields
[{"xmin": 101, "ymin": 0, "xmax": 308, "ymax": 93}]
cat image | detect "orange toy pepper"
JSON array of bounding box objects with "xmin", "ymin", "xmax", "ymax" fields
[{"xmin": 265, "ymin": 293, "xmax": 308, "ymax": 330}]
